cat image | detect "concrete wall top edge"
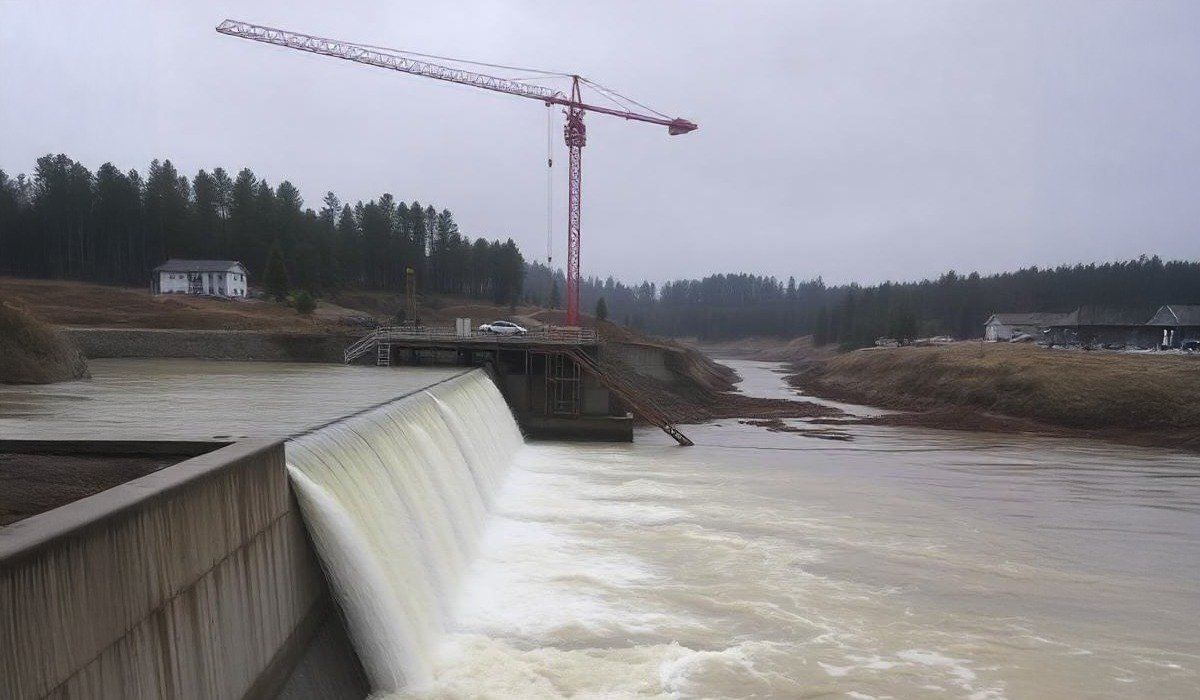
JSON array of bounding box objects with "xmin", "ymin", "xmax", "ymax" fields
[
  {"xmin": 0, "ymin": 438, "xmax": 282, "ymax": 566},
  {"xmin": 0, "ymin": 439, "xmax": 229, "ymax": 457},
  {"xmin": 292, "ymin": 367, "xmax": 477, "ymax": 439}
]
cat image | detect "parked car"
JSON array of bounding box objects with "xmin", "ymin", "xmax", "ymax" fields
[{"xmin": 478, "ymin": 320, "xmax": 528, "ymax": 336}]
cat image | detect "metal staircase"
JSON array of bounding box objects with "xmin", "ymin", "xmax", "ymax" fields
[
  {"xmin": 345, "ymin": 329, "xmax": 380, "ymax": 364},
  {"xmin": 563, "ymin": 347, "xmax": 693, "ymax": 446},
  {"xmin": 376, "ymin": 343, "xmax": 391, "ymax": 367}
]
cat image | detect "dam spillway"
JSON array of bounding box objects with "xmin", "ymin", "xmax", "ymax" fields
[
  {"xmin": 0, "ymin": 362, "xmax": 523, "ymax": 699},
  {"xmin": 286, "ymin": 370, "xmax": 523, "ymax": 691}
]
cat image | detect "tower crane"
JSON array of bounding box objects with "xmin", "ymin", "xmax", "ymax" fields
[{"xmin": 216, "ymin": 19, "xmax": 697, "ymax": 326}]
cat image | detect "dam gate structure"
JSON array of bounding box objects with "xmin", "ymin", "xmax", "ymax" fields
[
  {"xmin": 344, "ymin": 326, "xmax": 692, "ymax": 445},
  {"xmin": 2, "ymin": 370, "xmax": 540, "ymax": 698}
]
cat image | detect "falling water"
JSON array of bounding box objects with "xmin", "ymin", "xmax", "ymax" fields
[{"xmin": 285, "ymin": 370, "xmax": 523, "ymax": 692}]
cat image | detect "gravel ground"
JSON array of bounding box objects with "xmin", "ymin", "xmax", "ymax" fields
[{"xmin": 0, "ymin": 451, "xmax": 191, "ymax": 526}]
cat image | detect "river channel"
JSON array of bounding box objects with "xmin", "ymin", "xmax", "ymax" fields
[{"xmin": 2, "ymin": 358, "xmax": 1196, "ymax": 698}]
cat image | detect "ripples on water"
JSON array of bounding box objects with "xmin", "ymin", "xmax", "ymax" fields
[
  {"xmin": 0, "ymin": 359, "xmax": 465, "ymax": 439},
  {"xmin": 396, "ymin": 361, "xmax": 1199, "ymax": 698}
]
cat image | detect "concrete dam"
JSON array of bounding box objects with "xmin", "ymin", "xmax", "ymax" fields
[{"xmin": 1, "ymin": 368, "xmax": 526, "ymax": 698}]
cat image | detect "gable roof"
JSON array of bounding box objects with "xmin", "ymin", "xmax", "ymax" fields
[
  {"xmin": 985, "ymin": 312, "xmax": 1068, "ymax": 327},
  {"xmin": 1148, "ymin": 305, "xmax": 1200, "ymax": 326},
  {"xmin": 153, "ymin": 259, "xmax": 247, "ymax": 274},
  {"xmin": 1053, "ymin": 305, "xmax": 1157, "ymax": 327}
]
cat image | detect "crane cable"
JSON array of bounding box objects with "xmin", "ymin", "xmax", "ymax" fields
[{"xmin": 546, "ymin": 103, "xmax": 554, "ymax": 264}]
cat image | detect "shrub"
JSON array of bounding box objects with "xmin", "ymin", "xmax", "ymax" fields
[{"xmin": 294, "ymin": 290, "xmax": 317, "ymax": 315}]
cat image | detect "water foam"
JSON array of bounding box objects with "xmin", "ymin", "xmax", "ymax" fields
[{"xmin": 285, "ymin": 370, "xmax": 522, "ymax": 691}]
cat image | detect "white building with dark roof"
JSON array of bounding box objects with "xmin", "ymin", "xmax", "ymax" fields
[
  {"xmin": 153, "ymin": 259, "xmax": 249, "ymax": 298},
  {"xmin": 983, "ymin": 312, "xmax": 1067, "ymax": 341}
]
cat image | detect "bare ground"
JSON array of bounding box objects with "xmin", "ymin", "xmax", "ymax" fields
[{"xmin": 0, "ymin": 452, "xmax": 187, "ymax": 525}]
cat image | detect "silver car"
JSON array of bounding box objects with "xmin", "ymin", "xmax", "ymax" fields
[{"xmin": 478, "ymin": 320, "xmax": 528, "ymax": 336}]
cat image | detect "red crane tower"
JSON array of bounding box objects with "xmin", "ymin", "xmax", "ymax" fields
[{"xmin": 215, "ymin": 20, "xmax": 697, "ymax": 326}]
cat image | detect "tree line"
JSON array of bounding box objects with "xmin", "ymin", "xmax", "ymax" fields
[
  {"xmin": 521, "ymin": 256, "xmax": 1200, "ymax": 348},
  {"xmin": 0, "ymin": 154, "xmax": 525, "ymax": 304},
  {"xmin": 5, "ymin": 155, "xmax": 1195, "ymax": 346}
]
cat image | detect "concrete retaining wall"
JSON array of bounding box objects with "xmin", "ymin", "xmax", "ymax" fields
[
  {"xmin": 64, "ymin": 328, "xmax": 360, "ymax": 363},
  {"xmin": 0, "ymin": 440, "xmax": 367, "ymax": 700},
  {"xmin": 607, "ymin": 342, "xmax": 676, "ymax": 382}
]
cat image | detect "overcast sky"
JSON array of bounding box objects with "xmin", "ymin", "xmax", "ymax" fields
[{"xmin": 2, "ymin": 1, "xmax": 1198, "ymax": 285}]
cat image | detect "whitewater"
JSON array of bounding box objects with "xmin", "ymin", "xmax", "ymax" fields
[{"xmin": 282, "ymin": 364, "xmax": 1199, "ymax": 698}]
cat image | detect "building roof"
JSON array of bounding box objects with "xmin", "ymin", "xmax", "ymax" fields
[
  {"xmin": 1052, "ymin": 305, "xmax": 1157, "ymax": 327},
  {"xmin": 985, "ymin": 312, "xmax": 1068, "ymax": 327},
  {"xmin": 153, "ymin": 259, "xmax": 247, "ymax": 274},
  {"xmin": 1147, "ymin": 305, "xmax": 1200, "ymax": 326}
]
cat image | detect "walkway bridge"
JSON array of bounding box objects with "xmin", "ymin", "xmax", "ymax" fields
[
  {"xmin": 344, "ymin": 325, "xmax": 692, "ymax": 446},
  {"xmin": 344, "ymin": 325, "xmax": 600, "ymax": 363}
]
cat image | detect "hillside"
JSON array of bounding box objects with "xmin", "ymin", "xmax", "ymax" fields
[
  {"xmin": 0, "ymin": 303, "xmax": 89, "ymax": 384},
  {"xmin": 0, "ymin": 278, "xmax": 375, "ymax": 331}
]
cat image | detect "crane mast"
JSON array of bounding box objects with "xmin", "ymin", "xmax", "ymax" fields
[{"xmin": 216, "ymin": 19, "xmax": 696, "ymax": 325}]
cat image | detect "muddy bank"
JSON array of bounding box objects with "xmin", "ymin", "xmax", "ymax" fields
[
  {"xmin": 686, "ymin": 335, "xmax": 834, "ymax": 363},
  {"xmin": 64, "ymin": 327, "xmax": 360, "ymax": 362},
  {"xmin": 604, "ymin": 342, "xmax": 841, "ymax": 424},
  {"xmin": 0, "ymin": 304, "xmax": 89, "ymax": 384}
]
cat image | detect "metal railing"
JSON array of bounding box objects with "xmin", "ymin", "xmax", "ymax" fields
[{"xmin": 344, "ymin": 325, "xmax": 600, "ymax": 363}]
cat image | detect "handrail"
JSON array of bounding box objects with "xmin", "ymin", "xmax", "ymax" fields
[{"xmin": 343, "ymin": 325, "xmax": 600, "ymax": 364}]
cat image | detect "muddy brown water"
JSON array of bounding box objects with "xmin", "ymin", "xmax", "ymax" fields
[{"xmin": 2, "ymin": 359, "xmax": 1197, "ymax": 698}]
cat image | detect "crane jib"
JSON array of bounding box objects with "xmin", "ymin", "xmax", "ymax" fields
[
  {"xmin": 215, "ymin": 20, "xmax": 559, "ymax": 104},
  {"xmin": 216, "ymin": 18, "xmax": 696, "ymax": 326},
  {"xmin": 215, "ymin": 20, "xmax": 696, "ymax": 133}
]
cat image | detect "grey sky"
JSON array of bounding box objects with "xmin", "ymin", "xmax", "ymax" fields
[{"xmin": 2, "ymin": 1, "xmax": 1198, "ymax": 286}]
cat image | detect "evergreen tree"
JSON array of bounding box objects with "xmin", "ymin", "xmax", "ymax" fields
[
  {"xmin": 294, "ymin": 290, "xmax": 316, "ymax": 315},
  {"xmin": 3, "ymin": 154, "xmax": 517, "ymax": 302},
  {"xmin": 264, "ymin": 243, "xmax": 289, "ymax": 301},
  {"xmin": 595, "ymin": 296, "xmax": 608, "ymax": 321},
  {"xmin": 336, "ymin": 204, "xmax": 360, "ymax": 286}
]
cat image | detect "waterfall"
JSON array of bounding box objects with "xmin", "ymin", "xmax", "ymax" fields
[{"xmin": 285, "ymin": 369, "xmax": 523, "ymax": 692}]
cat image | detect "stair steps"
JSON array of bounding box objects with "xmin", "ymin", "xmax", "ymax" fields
[{"xmin": 564, "ymin": 348, "xmax": 693, "ymax": 446}]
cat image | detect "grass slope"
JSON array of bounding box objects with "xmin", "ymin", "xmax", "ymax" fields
[
  {"xmin": 798, "ymin": 343, "xmax": 1200, "ymax": 431},
  {"xmin": 0, "ymin": 303, "xmax": 90, "ymax": 384},
  {"xmin": 0, "ymin": 278, "xmax": 363, "ymax": 331}
]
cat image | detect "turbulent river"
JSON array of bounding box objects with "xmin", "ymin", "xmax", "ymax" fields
[{"xmin": 3, "ymin": 359, "xmax": 1197, "ymax": 698}]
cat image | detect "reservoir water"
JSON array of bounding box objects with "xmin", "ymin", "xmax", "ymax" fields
[{"xmin": 2, "ymin": 359, "xmax": 1197, "ymax": 698}]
